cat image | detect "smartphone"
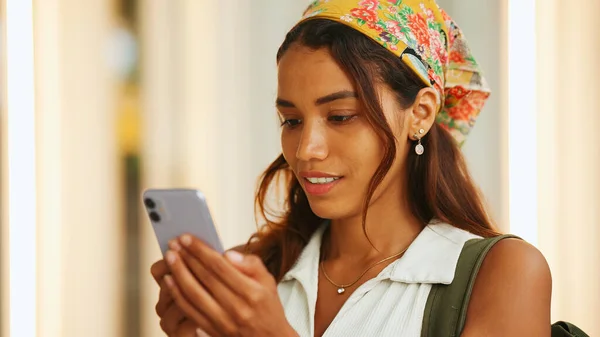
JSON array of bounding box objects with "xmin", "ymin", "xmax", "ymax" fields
[{"xmin": 142, "ymin": 188, "xmax": 225, "ymax": 255}]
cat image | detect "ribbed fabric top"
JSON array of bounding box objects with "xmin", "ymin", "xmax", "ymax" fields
[{"xmin": 277, "ymin": 221, "xmax": 481, "ymax": 337}]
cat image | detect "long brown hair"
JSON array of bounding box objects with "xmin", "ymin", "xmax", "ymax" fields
[{"xmin": 246, "ymin": 19, "xmax": 499, "ymax": 281}]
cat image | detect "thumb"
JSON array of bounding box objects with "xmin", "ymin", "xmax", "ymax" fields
[{"xmin": 225, "ymin": 251, "xmax": 273, "ymax": 284}]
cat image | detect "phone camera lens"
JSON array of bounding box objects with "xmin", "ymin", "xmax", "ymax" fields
[
  {"xmin": 144, "ymin": 198, "xmax": 156, "ymax": 209},
  {"xmin": 149, "ymin": 211, "xmax": 161, "ymax": 222}
]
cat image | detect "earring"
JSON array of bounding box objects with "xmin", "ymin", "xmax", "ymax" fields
[{"xmin": 414, "ymin": 133, "xmax": 424, "ymax": 156}]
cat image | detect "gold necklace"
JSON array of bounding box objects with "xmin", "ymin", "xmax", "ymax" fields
[{"xmin": 320, "ymin": 245, "xmax": 409, "ymax": 295}]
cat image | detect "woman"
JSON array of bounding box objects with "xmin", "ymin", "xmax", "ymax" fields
[{"xmin": 151, "ymin": 1, "xmax": 552, "ymax": 336}]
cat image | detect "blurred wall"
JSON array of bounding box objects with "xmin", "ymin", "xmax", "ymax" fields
[
  {"xmin": 437, "ymin": 0, "xmax": 509, "ymax": 230},
  {"xmin": 138, "ymin": 1, "xmax": 309, "ymax": 335}
]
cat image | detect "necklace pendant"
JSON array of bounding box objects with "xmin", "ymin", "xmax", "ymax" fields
[{"xmin": 337, "ymin": 287, "xmax": 345, "ymax": 294}]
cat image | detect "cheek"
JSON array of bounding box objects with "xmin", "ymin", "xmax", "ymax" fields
[
  {"xmin": 382, "ymin": 107, "xmax": 410, "ymax": 162},
  {"xmin": 351, "ymin": 116, "xmax": 407, "ymax": 189},
  {"xmin": 280, "ymin": 130, "xmax": 299, "ymax": 164},
  {"xmin": 340, "ymin": 127, "xmax": 385, "ymax": 175}
]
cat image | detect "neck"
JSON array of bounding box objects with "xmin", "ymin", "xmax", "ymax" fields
[{"xmin": 322, "ymin": 189, "xmax": 424, "ymax": 263}]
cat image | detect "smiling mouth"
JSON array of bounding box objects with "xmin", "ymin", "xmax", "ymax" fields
[
  {"xmin": 302, "ymin": 176, "xmax": 344, "ymax": 196},
  {"xmin": 304, "ymin": 177, "xmax": 341, "ymax": 184}
]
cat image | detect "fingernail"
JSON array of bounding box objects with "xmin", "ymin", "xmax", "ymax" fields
[
  {"xmin": 180, "ymin": 234, "xmax": 192, "ymax": 247},
  {"xmin": 225, "ymin": 250, "xmax": 244, "ymax": 263},
  {"xmin": 196, "ymin": 328, "xmax": 209, "ymax": 337},
  {"xmin": 169, "ymin": 240, "xmax": 181, "ymax": 251},
  {"xmin": 164, "ymin": 275, "xmax": 174, "ymax": 287},
  {"xmin": 166, "ymin": 251, "xmax": 177, "ymax": 265}
]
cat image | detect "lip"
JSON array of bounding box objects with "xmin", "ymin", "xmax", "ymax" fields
[
  {"xmin": 299, "ymin": 171, "xmax": 343, "ymax": 196},
  {"xmin": 299, "ymin": 171, "xmax": 341, "ymax": 178}
]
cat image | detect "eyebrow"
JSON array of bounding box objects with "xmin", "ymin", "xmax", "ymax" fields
[{"xmin": 276, "ymin": 90, "xmax": 358, "ymax": 108}]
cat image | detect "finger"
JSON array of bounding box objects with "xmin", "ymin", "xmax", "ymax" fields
[
  {"xmin": 160, "ymin": 304, "xmax": 185, "ymax": 334},
  {"xmin": 177, "ymin": 246, "xmax": 248, "ymax": 318},
  {"xmin": 164, "ymin": 275, "xmax": 230, "ymax": 337},
  {"xmin": 226, "ymin": 252, "xmax": 276, "ymax": 287},
  {"xmin": 178, "ymin": 234, "xmax": 256, "ymax": 296},
  {"xmin": 156, "ymin": 279, "xmax": 174, "ymax": 317},
  {"xmin": 195, "ymin": 327, "xmax": 211, "ymax": 337},
  {"xmin": 165, "ymin": 252, "xmax": 237, "ymax": 336},
  {"xmin": 151, "ymin": 259, "xmax": 169, "ymax": 284},
  {"xmin": 175, "ymin": 319, "xmax": 211, "ymax": 337}
]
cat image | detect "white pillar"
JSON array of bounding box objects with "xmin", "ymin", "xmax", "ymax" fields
[
  {"xmin": 1, "ymin": 1, "xmax": 10, "ymax": 335},
  {"xmin": 138, "ymin": 0, "xmax": 178, "ymax": 335},
  {"xmin": 34, "ymin": 0, "xmax": 63, "ymax": 335},
  {"xmin": 5, "ymin": 0, "xmax": 37, "ymax": 336},
  {"xmin": 34, "ymin": 0, "xmax": 123, "ymax": 336},
  {"xmin": 507, "ymin": 0, "xmax": 539, "ymax": 244},
  {"xmin": 537, "ymin": 0, "xmax": 600, "ymax": 334},
  {"xmin": 59, "ymin": 0, "xmax": 123, "ymax": 333}
]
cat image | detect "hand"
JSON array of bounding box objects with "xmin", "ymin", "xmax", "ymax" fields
[
  {"xmin": 151, "ymin": 259, "xmax": 201, "ymax": 336},
  {"xmin": 163, "ymin": 235, "xmax": 298, "ymax": 337}
]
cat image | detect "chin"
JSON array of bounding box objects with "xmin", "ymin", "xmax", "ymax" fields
[{"xmin": 306, "ymin": 197, "xmax": 356, "ymax": 220}]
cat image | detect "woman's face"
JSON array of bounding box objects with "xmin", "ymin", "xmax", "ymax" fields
[{"xmin": 276, "ymin": 45, "xmax": 413, "ymax": 220}]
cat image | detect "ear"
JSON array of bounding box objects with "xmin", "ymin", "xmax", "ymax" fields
[{"xmin": 407, "ymin": 87, "xmax": 438, "ymax": 140}]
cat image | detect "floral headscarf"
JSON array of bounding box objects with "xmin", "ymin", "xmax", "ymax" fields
[{"xmin": 298, "ymin": 0, "xmax": 490, "ymax": 146}]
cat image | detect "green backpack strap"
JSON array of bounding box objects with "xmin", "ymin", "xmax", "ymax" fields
[
  {"xmin": 551, "ymin": 321, "xmax": 590, "ymax": 337},
  {"xmin": 420, "ymin": 234, "xmax": 520, "ymax": 337},
  {"xmin": 421, "ymin": 234, "xmax": 591, "ymax": 337}
]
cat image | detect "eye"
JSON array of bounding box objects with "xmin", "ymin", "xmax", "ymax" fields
[
  {"xmin": 328, "ymin": 115, "xmax": 357, "ymax": 124},
  {"xmin": 280, "ymin": 119, "xmax": 302, "ymax": 128}
]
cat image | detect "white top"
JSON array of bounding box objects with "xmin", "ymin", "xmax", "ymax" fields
[{"xmin": 277, "ymin": 222, "xmax": 481, "ymax": 337}]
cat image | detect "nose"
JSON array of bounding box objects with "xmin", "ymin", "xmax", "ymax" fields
[{"xmin": 296, "ymin": 119, "xmax": 328, "ymax": 162}]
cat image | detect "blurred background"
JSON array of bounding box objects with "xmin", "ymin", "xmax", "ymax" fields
[{"xmin": 1, "ymin": 0, "xmax": 599, "ymax": 336}]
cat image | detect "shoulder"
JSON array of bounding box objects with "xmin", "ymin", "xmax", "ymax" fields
[{"xmin": 461, "ymin": 238, "xmax": 552, "ymax": 336}]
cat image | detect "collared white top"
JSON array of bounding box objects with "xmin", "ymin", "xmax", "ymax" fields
[{"xmin": 277, "ymin": 222, "xmax": 481, "ymax": 337}]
